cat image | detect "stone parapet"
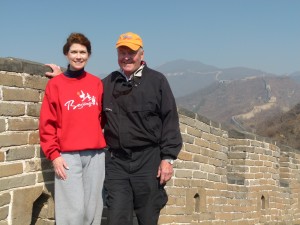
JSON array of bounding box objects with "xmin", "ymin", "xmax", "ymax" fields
[{"xmin": 0, "ymin": 57, "xmax": 300, "ymax": 225}]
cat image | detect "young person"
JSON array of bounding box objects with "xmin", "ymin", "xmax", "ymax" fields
[{"xmin": 39, "ymin": 32, "xmax": 106, "ymax": 225}]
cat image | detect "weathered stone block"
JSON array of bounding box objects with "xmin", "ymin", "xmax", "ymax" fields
[
  {"xmin": 0, "ymin": 174, "xmax": 36, "ymax": 192},
  {"xmin": 184, "ymin": 143, "xmax": 201, "ymax": 154},
  {"xmin": 193, "ymin": 154, "xmax": 209, "ymax": 164},
  {"xmin": 0, "ymin": 73, "xmax": 23, "ymax": 87},
  {"xmin": 177, "ymin": 150, "xmax": 193, "ymax": 161},
  {"xmin": 0, "ymin": 119, "xmax": 6, "ymax": 133},
  {"xmin": 173, "ymin": 179, "xmax": 192, "ymax": 187},
  {"xmin": 179, "ymin": 115, "xmax": 196, "ymax": 127},
  {"xmin": 209, "ymin": 158, "xmax": 224, "ymax": 167},
  {"xmin": 11, "ymin": 186, "xmax": 43, "ymax": 225},
  {"xmin": 29, "ymin": 131, "xmax": 40, "ymax": 145},
  {"xmin": 0, "ymin": 133, "xmax": 28, "ymax": 148},
  {"xmin": 2, "ymin": 88, "xmax": 40, "ymax": 102},
  {"xmin": 202, "ymin": 132, "xmax": 217, "ymax": 142},
  {"xmin": 0, "ymin": 152, "xmax": 4, "ymax": 162},
  {"xmin": 7, "ymin": 118, "xmax": 38, "ymax": 131},
  {"xmin": 195, "ymin": 120, "xmax": 211, "ymax": 133},
  {"xmin": 211, "ymin": 127, "xmax": 227, "ymax": 137},
  {"xmin": 187, "ymin": 126, "xmax": 202, "ymax": 138},
  {"xmin": 0, "ymin": 103, "xmax": 25, "ymax": 116},
  {"xmin": 0, "ymin": 163, "xmax": 23, "ymax": 178},
  {"xmin": 24, "ymin": 159, "xmax": 42, "ymax": 172},
  {"xmin": 5, "ymin": 146, "xmax": 35, "ymax": 161},
  {"xmin": 210, "ymin": 142, "xmax": 222, "ymax": 151},
  {"xmin": 0, "ymin": 58, "xmax": 52, "ymax": 76},
  {"xmin": 181, "ymin": 133, "xmax": 194, "ymax": 144},
  {"xmin": 175, "ymin": 169, "xmax": 193, "ymax": 179},
  {"xmin": 193, "ymin": 171, "xmax": 207, "ymax": 179},
  {"xmin": 195, "ymin": 137, "xmax": 210, "ymax": 148},
  {"xmin": 0, "ymin": 206, "xmax": 9, "ymax": 221},
  {"xmin": 228, "ymin": 152, "xmax": 247, "ymax": 159},
  {"xmin": 27, "ymin": 103, "xmax": 41, "ymax": 117},
  {"xmin": 0, "ymin": 193, "xmax": 11, "ymax": 207},
  {"xmin": 228, "ymin": 139, "xmax": 251, "ymax": 146},
  {"xmin": 216, "ymin": 136, "xmax": 228, "ymax": 146},
  {"xmin": 24, "ymin": 76, "xmax": 48, "ymax": 91}
]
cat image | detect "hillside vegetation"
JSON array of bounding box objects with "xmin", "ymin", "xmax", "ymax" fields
[
  {"xmin": 176, "ymin": 76, "xmax": 300, "ymax": 149},
  {"xmin": 256, "ymin": 103, "xmax": 300, "ymax": 149},
  {"xmin": 157, "ymin": 59, "xmax": 300, "ymax": 149}
]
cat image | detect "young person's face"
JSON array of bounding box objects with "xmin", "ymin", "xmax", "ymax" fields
[
  {"xmin": 66, "ymin": 43, "xmax": 89, "ymax": 71},
  {"xmin": 117, "ymin": 46, "xmax": 144, "ymax": 76}
]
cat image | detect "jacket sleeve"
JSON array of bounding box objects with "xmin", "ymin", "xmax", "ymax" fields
[
  {"xmin": 99, "ymin": 79, "xmax": 106, "ymax": 129},
  {"xmin": 159, "ymin": 76, "xmax": 182, "ymax": 159},
  {"xmin": 39, "ymin": 84, "xmax": 61, "ymax": 161}
]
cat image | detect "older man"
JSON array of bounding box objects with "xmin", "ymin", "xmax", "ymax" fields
[{"xmin": 102, "ymin": 32, "xmax": 182, "ymax": 225}]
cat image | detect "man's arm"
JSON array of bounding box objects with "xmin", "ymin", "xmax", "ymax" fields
[
  {"xmin": 157, "ymin": 76, "xmax": 183, "ymax": 184},
  {"xmin": 45, "ymin": 64, "xmax": 63, "ymax": 78}
]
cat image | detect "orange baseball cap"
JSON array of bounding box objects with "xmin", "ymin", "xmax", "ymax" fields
[{"xmin": 116, "ymin": 32, "xmax": 143, "ymax": 51}]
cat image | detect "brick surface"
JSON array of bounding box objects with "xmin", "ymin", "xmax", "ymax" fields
[
  {"xmin": 2, "ymin": 88, "xmax": 40, "ymax": 102},
  {"xmin": 0, "ymin": 58, "xmax": 300, "ymax": 225},
  {"xmin": 29, "ymin": 131, "xmax": 40, "ymax": 144},
  {"xmin": 11, "ymin": 186, "xmax": 43, "ymax": 225},
  {"xmin": 0, "ymin": 119, "xmax": 6, "ymax": 132},
  {"xmin": 0, "ymin": 133, "xmax": 28, "ymax": 147},
  {"xmin": 27, "ymin": 103, "xmax": 41, "ymax": 117},
  {"xmin": 187, "ymin": 126, "xmax": 202, "ymax": 138},
  {"xmin": 0, "ymin": 206, "xmax": 9, "ymax": 221},
  {"xmin": 177, "ymin": 150, "xmax": 193, "ymax": 161},
  {"xmin": 0, "ymin": 103, "xmax": 25, "ymax": 116},
  {"xmin": 181, "ymin": 133, "xmax": 195, "ymax": 144},
  {"xmin": 5, "ymin": 146, "xmax": 35, "ymax": 161},
  {"xmin": 8, "ymin": 118, "xmax": 38, "ymax": 131},
  {"xmin": 0, "ymin": 174, "xmax": 36, "ymax": 192},
  {"xmin": 0, "ymin": 152, "xmax": 4, "ymax": 162},
  {"xmin": 24, "ymin": 75, "xmax": 48, "ymax": 90},
  {"xmin": 0, "ymin": 163, "xmax": 23, "ymax": 178},
  {"xmin": 0, "ymin": 193, "xmax": 11, "ymax": 207},
  {"xmin": 0, "ymin": 73, "xmax": 23, "ymax": 87},
  {"xmin": 195, "ymin": 137, "xmax": 210, "ymax": 148}
]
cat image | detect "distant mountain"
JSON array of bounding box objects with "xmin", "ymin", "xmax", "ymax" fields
[
  {"xmin": 155, "ymin": 59, "xmax": 275, "ymax": 97},
  {"xmin": 176, "ymin": 75, "xmax": 300, "ymax": 136},
  {"xmin": 288, "ymin": 71, "xmax": 300, "ymax": 83},
  {"xmin": 155, "ymin": 59, "xmax": 218, "ymax": 73}
]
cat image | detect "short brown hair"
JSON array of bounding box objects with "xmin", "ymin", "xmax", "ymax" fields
[{"xmin": 63, "ymin": 33, "xmax": 92, "ymax": 55}]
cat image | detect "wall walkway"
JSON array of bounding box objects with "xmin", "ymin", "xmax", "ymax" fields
[{"xmin": 0, "ymin": 57, "xmax": 300, "ymax": 225}]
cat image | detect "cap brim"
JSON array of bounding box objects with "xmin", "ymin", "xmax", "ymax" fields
[{"xmin": 116, "ymin": 42, "xmax": 140, "ymax": 51}]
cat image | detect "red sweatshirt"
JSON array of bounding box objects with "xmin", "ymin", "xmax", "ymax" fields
[{"xmin": 39, "ymin": 72, "xmax": 106, "ymax": 161}]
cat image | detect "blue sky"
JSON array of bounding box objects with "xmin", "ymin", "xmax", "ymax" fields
[{"xmin": 1, "ymin": 0, "xmax": 299, "ymax": 76}]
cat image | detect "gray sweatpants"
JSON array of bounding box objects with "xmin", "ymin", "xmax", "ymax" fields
[{"xmin": 54, "ymin": 150, "xmax": 105, "ymax": 225}]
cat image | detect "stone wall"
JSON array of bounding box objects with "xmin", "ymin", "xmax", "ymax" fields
[{"xmin": 0, "ymin": 57, "xmax": 299, "ymax": 225}]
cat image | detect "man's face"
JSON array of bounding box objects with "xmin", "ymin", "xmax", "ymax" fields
[{"xmin": 117, "ymin": 46, "xmax": 144, "ymax": 77}]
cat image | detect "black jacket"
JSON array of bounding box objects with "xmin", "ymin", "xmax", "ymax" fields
[{"xmin": 102, "ymin": 65, "xmax": 182, "ymax": 159}]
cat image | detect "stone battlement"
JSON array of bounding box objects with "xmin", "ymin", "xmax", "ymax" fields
[{"xmin": 0, "ymin": 57, "xmax": 300, "ymax": 225}]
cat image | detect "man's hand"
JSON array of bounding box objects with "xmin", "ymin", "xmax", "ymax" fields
[
  {"xmin": 45, "ymin": 64, "xmax": 63, "ymax": 78},
  {"xmin": 157, "ymin": 160, "xmax": 174, "ymax": 184},
  {"xmin": 52, "ymin": 156, "xmax": 69, "ymax": 180}
]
